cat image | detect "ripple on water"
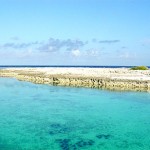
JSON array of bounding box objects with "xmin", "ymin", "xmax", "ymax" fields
[{"xmin": 0, "ymin": 78, "xmax": 150, "ymax": 150}]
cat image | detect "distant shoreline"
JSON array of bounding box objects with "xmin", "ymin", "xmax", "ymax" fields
[
  {"xmin": 0, "ymin": 67, "xmax": 150, "ymax": 92},
  {"xmin": 0, "ymin": 65, "xmax": 149, "ymax": 69}
]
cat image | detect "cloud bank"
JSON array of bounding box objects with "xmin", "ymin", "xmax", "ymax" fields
[
  {"xmin": 98, "ymin": 40, "xmax": 120, "ymax": 44},
  {"xmin": 0, "ymin": 37, "xmax": 125, "ymax": 65}
]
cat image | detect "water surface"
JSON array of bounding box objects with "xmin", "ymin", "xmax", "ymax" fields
[{"xmin": 0, "ymin": 78, "xmax": 150, "ymax": 150}]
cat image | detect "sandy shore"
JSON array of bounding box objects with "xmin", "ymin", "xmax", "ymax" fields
[{"xmin": 0, "ymin": 67, "xmax": 150, "ymax": 91}]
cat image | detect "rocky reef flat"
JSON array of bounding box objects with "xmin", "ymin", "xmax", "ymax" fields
[{"xmin": 0, "ymin": 67, "xmax": 150, "ymax": 91}]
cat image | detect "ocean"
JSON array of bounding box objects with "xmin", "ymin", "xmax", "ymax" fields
[
  {"xmin": 0, "ymin": 65, "xmax": 149, "ymax": 69},
  {"xmin": 0, "ymin": 78, "xmax": 150, "ymax": 150}
]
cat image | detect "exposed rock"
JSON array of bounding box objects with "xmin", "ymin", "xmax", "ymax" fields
[{"xmin": 0, "ymin": 68, "xmax": 150, "ymax": 92}]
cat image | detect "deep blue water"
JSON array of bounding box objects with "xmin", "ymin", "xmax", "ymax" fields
[{"xmin": 0, "ymin": 65, "xmax": 149, "ymax": 69}]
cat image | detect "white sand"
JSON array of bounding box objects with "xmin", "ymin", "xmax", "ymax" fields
[{"xmin": 4, "ymin": 67, "xmax": 150, "ymax": 81}]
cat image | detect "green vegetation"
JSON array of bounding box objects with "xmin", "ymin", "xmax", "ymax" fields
[{"xmin": 130, "ymin": 66, "xmax": 149, "ymax": 70}]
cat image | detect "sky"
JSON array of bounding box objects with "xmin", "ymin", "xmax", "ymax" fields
[{"xmin": 0, "ymin": 0, "xmax": 150, "ymax": 66}]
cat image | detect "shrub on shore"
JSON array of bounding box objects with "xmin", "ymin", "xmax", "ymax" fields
[{"xmin": 130, "ymin": 66, "xmax": 149, "ymax": 70}]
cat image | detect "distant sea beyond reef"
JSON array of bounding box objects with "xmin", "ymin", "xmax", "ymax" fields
[{"xmin": 0, "ymin": 65, "xmax": 149, "ymax": 69}]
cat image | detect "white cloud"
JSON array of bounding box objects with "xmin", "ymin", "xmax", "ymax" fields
[
  {"xmin": 71, "ymin": 49, "xmax": 81, "ymax": 57},
  {"xmin": 71, "ymin": 49, "xmax": 101, "ymax": 58}
]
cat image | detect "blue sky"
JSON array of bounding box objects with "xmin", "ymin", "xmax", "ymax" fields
[{"xmin": 0, "ymin": 0, "xmax": 150, "ymax": 66}]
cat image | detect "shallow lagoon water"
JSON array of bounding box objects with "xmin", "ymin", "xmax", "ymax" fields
[{"xmin": 0, "ymin": 78, "xmax": 150, "ymax": 150}]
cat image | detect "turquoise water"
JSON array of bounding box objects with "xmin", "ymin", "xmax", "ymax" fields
[{"xmin": 0, "ymin": 78, "xmax": 150, "ymax": 150}]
